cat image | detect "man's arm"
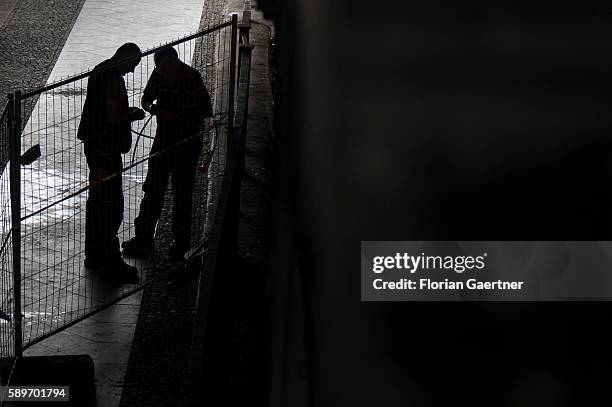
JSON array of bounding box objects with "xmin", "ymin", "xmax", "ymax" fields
[
  {"xmin": 142, "ymin": 68, "xmax": 160, "ymax": 114},
  {"xmin": 106, "ymin": 77, "xmax": 124, "ymax": 126},
  {"xmin": 105, "ymin": 73, "xmax": 132, "ymax": 153},
  {"xmin": 106, "ymin": 71, "xmax": 144, "ymax": 122}
]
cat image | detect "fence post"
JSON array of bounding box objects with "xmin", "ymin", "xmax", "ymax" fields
[
  {"xmin": 237, "ymin": 3, "xmax": 252, "ymax": 85},
  {"xmin": 237, "ymin": 44, "xmax": 253, "ymax": 174},
  {"xmin": 240, "ymin": 0, "xmax": 252, "ymax": 44},
  {"xmin": 7, "ymin": 92, "xmax": 22, "ymax": 358},
  {"xmin": 228, "ymin": 13, "xmax": 239, "ymax": 134},
  {"xmin": 224, "ymin": 44, "xmax": 253, "ymax": 256}
]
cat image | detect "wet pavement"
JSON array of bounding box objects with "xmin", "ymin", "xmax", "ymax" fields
[{"xmin": 49, "ymin": 0, "xmax": 210, "ymax": 81}]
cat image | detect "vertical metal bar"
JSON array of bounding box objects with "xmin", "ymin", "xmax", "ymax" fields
[
  {"xmin": 237, "ymin": 27, "xmax": 250, "ymax": 84},
  {"xmin": 228, "ymin": 14, "xmax": 239, "ymax": 133},
  {"xmin": 8, "ymin": 91, "xmax": 22, "ymax": 357},
  {"xmin": 238, "ymin": 45, "xmax": 253, "ymax": 175},
  {"xmin": 241, "ymin": 0, "xmax": 252, "ymax": 45},
  {"xmin": 237, "ymin": 1, "xmax": 252, "ymax": 107},
  {"xmin": 225, "ymin": 45, "xmax": 253, "ymax": 256}
]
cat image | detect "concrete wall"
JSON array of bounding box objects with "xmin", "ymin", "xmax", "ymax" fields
[{"xmin": 268, "ymin": 1, "xmax": 612, "ymax": 406}]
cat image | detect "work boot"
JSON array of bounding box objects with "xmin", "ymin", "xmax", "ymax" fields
[{"xmin": 121, "ymin": 236, "xmax": 152, "ymax": 258}]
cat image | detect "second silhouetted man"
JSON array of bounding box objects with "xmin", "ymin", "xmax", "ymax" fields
[{"xmin": 122, "ymin": 47, "xmax": 213, "ymax": 260}]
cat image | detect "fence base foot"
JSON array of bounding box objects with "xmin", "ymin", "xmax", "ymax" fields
[{"xmin": 0, "ymin": 355, "xmax": 94, "ymax": 406}]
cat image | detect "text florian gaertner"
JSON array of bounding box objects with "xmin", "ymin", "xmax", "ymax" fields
[{"xmin": 371, "ymin": 252, "xmax": 525, "ymax": 291}]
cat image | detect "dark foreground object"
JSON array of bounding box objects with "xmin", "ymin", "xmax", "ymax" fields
[
  {"xmin": 0, "ymin": 355, "xmax": 94, "ymax": 406},
  {"xmin": 258, "ymin": 0, "xmax": 612, "ymax": 405},
  {"xmin": 200, "ymin": 255, "xmax": 267, "ymax": 405}
]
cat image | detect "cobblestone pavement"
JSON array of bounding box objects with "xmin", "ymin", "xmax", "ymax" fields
[
  {"xmin": 0, "ymin": 0, "xmax": 86, "ymax": 103},
  {"xmin": 0, "ymin": 0, "xmax": 17, "ymax": 27}
]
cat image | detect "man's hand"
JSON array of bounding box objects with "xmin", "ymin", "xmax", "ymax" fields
[
  {"xmin": 144, "ymin": 103, "xmax": 177, "ymax": 120},
  {"xmin": 142, "ymin": 101, "xmax": 159, "ymax": 115},
  {"xmin": 158, "ymin": 109, "xmax": 179, "ymax": 120},
  {"xmin": 128, "ymin": 106, "xmax": 145, "ymax": 121},
  {"xmin": 148, "ymin": 103, "xmax": 160, "ymax": 115}
]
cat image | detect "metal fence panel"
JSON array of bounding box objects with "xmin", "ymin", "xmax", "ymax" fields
[
  {"xmin": 0, "ymin": 103, "xmax": 15, "ymax": 359},
  {"xmin": 3, "ymin": 18, "xmax": 237, "ymax": 351}
]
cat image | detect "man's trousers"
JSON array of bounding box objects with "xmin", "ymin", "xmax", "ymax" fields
[
  {"xmin": 84, "ymin": 153, "xmax": 124, "ymax": 265},
  {"xmin": 134, "ymin": 139, "xmax": 201, "ymax": 251}
]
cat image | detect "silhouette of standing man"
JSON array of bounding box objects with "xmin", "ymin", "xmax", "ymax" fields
[
  {"xmin": 122, "ymin": 47, "xmax": 212, "ymax": 260},
  {"xmin": 77, "ymin": 42, "xmax": 144, "ymax": 281}
]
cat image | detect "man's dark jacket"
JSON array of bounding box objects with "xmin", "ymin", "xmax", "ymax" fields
[{"xmin": 77, "ymin": 59, "xmax": 132, "ymax": 158}]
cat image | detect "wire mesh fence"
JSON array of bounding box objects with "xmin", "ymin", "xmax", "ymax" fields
[
  {"xmin": 0, "ymin": 104, "xmax": 15, "ymax": 359},
  {"xmin": 0, "ymin": 17, "xmax": 238, "ymax": 354}
]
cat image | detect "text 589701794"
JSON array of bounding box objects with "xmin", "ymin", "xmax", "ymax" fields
[{"xmin": 1, "ymin": 386, "xmax": 69, "ymax": 401}]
